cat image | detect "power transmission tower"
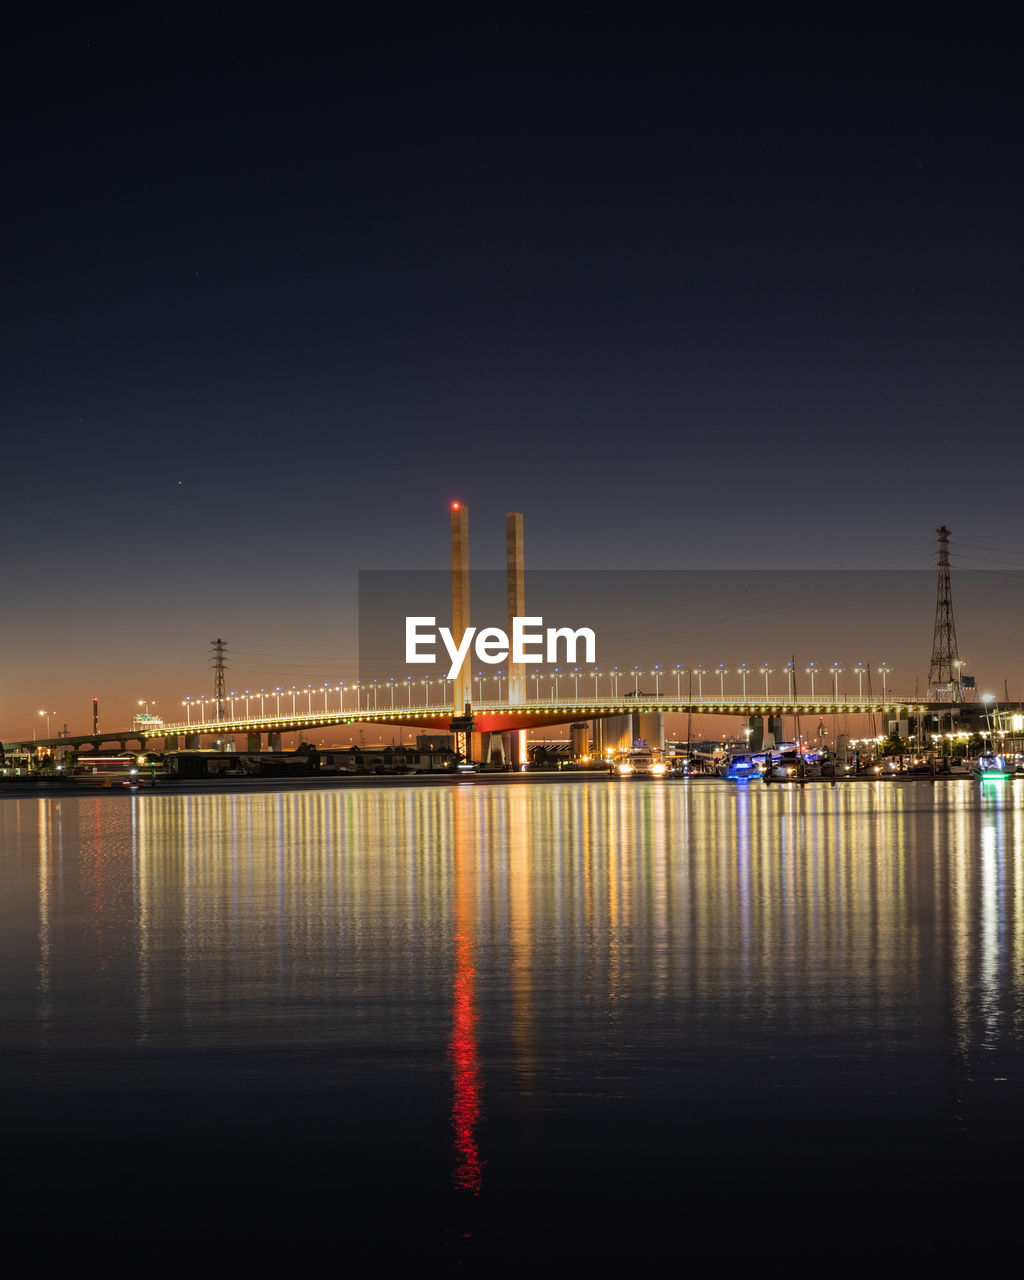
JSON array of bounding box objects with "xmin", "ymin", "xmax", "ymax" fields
[
  {"xmin": 211, "ymin": 638, "xmax": 227, "ymax": 720},
  {"xmin": 927, "ymin": 527, "xmax": 960, "ymax": 699}
]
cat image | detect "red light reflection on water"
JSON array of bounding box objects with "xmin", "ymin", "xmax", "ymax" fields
[{"xmin": 449, "ymin": 926, "xmax": 483, "ymax": 1193}]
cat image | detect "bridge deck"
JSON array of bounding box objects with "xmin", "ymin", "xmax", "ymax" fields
[{"xmin": 6, "ymin": 693, "xmax": 982, "ymax": 752}]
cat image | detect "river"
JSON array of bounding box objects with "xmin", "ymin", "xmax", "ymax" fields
[{"xmin": 2, "ymin": 775, "xmax": 1022, "ymax": 1271}]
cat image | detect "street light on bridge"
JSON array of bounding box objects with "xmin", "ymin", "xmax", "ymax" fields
[
  {"xmin": 693, "ymin": 665, "xmax": 705, "ymax": 699},
  {"xmin": 738, "ymin": 663, "xmax": 749, "ymax": 699},
  {"xmin": 830, "ymin": 662, "xmax": 843, "ymax": 702},
  {"xmin": 854, "ymin": 662, "xmax": 866, "ymax": 699},
  {"xmin": 39, "ymin": 709, "xmax": 52, "ymax": 739},
  {"xmin": 878, "ymin": 663, "xmax": 892, "ymax": 703},
  {"xmin": 673, "ymin": 665, "xmax": 683, "ymax": 697},
  {"xmin": 651, "ymin": 665, "xmax": 662, "ymax": 695},
  {"xmin": 761, "ymin": 665, "xmax": 773, "ymax": 697},
  {"xmin": 806, "ymin": 662, "xmax": 818, "ymax": 699},
  {"xmin": 716, "ymin": 664, "xmax": 727, "ymax": 699}
]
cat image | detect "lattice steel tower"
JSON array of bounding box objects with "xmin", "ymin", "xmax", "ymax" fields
[
  {"xmin": 211, "ymin": 638, "xmax": 227, "ymax": 720},
  {"xmin": 927, "ymin": 527, "xmax": 960, "ymax": 699}
]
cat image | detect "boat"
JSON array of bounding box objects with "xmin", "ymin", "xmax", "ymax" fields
[
  {"xmin": 970, "ymin": 754, "xmax": 1016, "ymax": 779},
  {"xmin": 768, "ymin": 747, "xmax": 822, "ymax": 780},
  {"xmin": 611, "ymin": 745, "xmax": 669, "ymax": 777},
  {"xmin": 719, "ymin": 751, "xmax": 766, "ymax": 780},
  {"xmin": 720, "ymin": 743, "xmax": 822, "ymax": 781}
]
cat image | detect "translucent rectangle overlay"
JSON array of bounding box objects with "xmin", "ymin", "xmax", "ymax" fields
[{"xmin": 357, "ymin": 569, "xmax": 1023, "ymax": 703}]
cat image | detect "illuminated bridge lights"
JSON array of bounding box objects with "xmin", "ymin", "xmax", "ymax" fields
[{"xmin": 16, "ymin": 695, "xmax": 935, "ymax": 751}]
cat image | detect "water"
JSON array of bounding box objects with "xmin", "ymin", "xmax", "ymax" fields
[{"xmin": 3, "ymin": 776, "xmax": 1023, "ymax": 1271}]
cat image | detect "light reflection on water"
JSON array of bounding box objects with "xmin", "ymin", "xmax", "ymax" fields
[{"xmin": 4, "ymin": 778, "xmax": 1024, "ymax": 1267}]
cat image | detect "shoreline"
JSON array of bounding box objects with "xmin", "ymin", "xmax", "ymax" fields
[{"xmin": 0, "ymin": 769, "xmax": 1000, "ymax": 798}]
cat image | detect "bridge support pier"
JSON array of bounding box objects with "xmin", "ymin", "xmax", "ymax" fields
[
  {"xmin": 247, "ymin": 732, "xmax": 262, "ymax": 752},
  {"xmin": 748, "ymin": 716, "xmax": 784, "ymax": 751},
  {"xmin": 506, "ymin": 730, "xmax": 527, "ymax": 769},
  {"xmin": 632, "ymin": 710, "xmax": 664, "ymax": 750},
  {"xmin": 268, "ymin": 732, "xmax": 282, "ymax": 751},
  {"xmin": 184, "ymin": 733, "xmax": 201, "ymax": 749},
  {"xmin": 600, "ymin": 715, "xmax": 634, "ymax": 754},
  {"xmin": 571, "ymin": 722, "xmax": 590, "ymax": 760},
  {"xmin": 162, "ymin": 735, "xmax": 180, "ymax": 750}
]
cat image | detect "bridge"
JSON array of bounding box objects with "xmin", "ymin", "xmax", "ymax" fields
[
  {"xmin": 3, "ymin": 515, "xmax": 1002, "ymax": 758},
  {"xmin": 7, "ymin": 692, "xmax": 993, "ymax": 755}
]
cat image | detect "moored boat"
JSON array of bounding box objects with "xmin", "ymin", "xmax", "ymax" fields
[
  {"xmin": 970, "ymin": 754, "xmax": 1016, "ymax": 779},
  {"xmin": 611, "ymin": 745, "xmax": 669, "ymax": 777}
]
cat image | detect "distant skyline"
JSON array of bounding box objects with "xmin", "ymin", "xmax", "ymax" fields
[{"xmin": 3, "ymin": 13, "xmax": 1023, "ymax": 737}]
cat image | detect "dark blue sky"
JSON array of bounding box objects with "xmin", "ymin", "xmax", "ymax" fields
[{"xmin": 3, "ymin": 11, "xmax": 1023, "ymax": 736}]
